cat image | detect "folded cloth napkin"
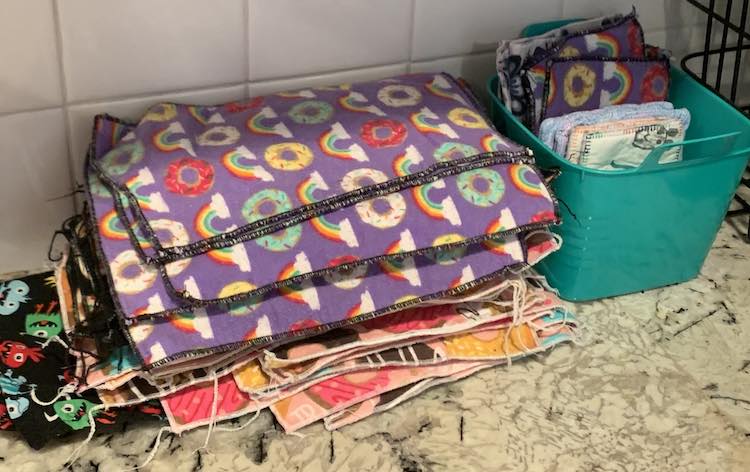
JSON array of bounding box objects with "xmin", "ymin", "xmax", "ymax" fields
[
  {"xmin": 538, "ymin": 101, "xmax": 678, "ymax": 152},
  {"xmin": 322, "ymin": 361, "xmax": 489, "ymax": 430},
  {"xmin": 89, "ymin": 74, "xmax": 557, "ymax": 317},
  {"xmin": 93, "ymin": 74, "xmax": 528, "ymax": 263},
  {"xmin": 160, "ymin": 287, "xmax": 576, "ymax": 434},
  {"xmin": 541, "ymin": 57, "xmax": 670, "ymax": 124},
  {"xmin": 269, "ymin": 311, "xmax": 575, "ymax": 433},
  {"xmin": 238, "ymin": 309, "xmax": 573, "ymax": 401},
  {"xmin": 85, "ymin": 77, "xmax": 560, "ymax": 369},
  {"xmin": 565, "ymin": 116, "xmax": 689, "ymax": 169},
  {"xmin": 495, "ymin": 13, "xmax": 627, "ymax": 116},
  {"xmin": 322, "ymin": 312, "xmax": 574, "ymax": 431},
  {"xmin": 522, "ymin": 11, "xmax": 645, "ymax": 129},
  {"xmin": 234, "ymin": 275, "xmax": 566, "ymax": 397}
]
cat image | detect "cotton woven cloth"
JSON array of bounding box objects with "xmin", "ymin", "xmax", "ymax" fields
[
  {"xmin": 540, "ymin": 57, "xmax": 670, "ymax": 124},
  {"xmin": 566, "ymin": 116, "xmax": 688, "ymax": 169},
  {"xmin": 523, "ymin": 12, "xmax": 645, "ymax": 129},
  {"xmin": 537, "ymin": 101, "xmax": 681, "ymax": 152},
  {"xmin": 85, "ymin": 75, "xmax": 559, "ymax": 369},
  {"xmin": 4, "ymin": 71, "xmax": 579, "ymax": 446}
]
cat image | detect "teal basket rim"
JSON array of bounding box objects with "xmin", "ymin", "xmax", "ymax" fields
[{"xmin": 487, "ymin": 70, "xmax": 750, "ymax": 176}]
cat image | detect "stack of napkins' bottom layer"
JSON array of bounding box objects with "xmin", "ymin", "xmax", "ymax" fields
[{"xmin": 3, "ymin": 72, "xmax": 579, "ymax": 453}]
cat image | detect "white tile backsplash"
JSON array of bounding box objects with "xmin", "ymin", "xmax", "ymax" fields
[
  {"xmin": 248, "ymin": 0, "xmax": 412, "ymax": 80},
  {"xmin": 0, "ymin": 0, "xmax": 709, "ymax": 271},
  {"xmin": 57, "ymin": 0, "xmax": 246, "ymax": 102},
  {"xmin": 412, "ymin": 0, "xmax": 564, "ymax": 60},
  {"xmin": 0, "ymin": 1, "xmax": 63, "ymax": 114},
  {"xmin": 0, "ymin": 109, "xmax": 74, "ymax": 272}
]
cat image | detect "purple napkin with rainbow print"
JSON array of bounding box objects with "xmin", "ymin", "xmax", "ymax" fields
[
  {"xmin": 84, "ymin": 73, "xmax": 559, "ymax": 369},
  {"xmin": 90, "ymin": 74, "xmax": 557, "ymax": 313},
  {"xmin": 523, "ymin": 12, "xmax": 646, "ymax": 129},
  {"xmin": 540, "ymin": 57, "xmax": 670, "ymax": 124}
]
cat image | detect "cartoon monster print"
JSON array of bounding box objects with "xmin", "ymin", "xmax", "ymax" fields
[
  {"xmin": 0, "ymin": 402, "xmax": 12, "ymax": 429},
  {"xmin": 632, "ymin": 124, "xmax": 680, "ymax": 149},
  {"xmin": 45, "ymin": 397, "xmax": 116, "ymax": 431},
  {"xmin": 0, "ymin": 280, "xmax": 30, "ymax": 315},
  {"xmin": 59, "ymin": 367, "xmax": 77, "ymax": 387},
  {"xmin": 0, "ymin": 340, "xmax": 44, "ymax": 368},
  {"xmin": 0, "ymin": 369, "xmax": 31, "ymax": 396},
  {"xmin": 22, "ymin": 301, "xmax": 62, "ymax": 339},
  {"xmin": 123, "ymin": 401, "xmax": 164, "ymax": 419},
  {"xmin": 6, "ymin": 397, "xmax": 30, "ymax": 419}
]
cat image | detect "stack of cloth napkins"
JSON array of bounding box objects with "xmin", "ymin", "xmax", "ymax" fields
[
  {"xmin": 1, "ymin": 73, "xmax": 578, "ymax": 451},
  {"xmin": 496, "ymin": 9, "xmax": 691, "ymax": 170}
]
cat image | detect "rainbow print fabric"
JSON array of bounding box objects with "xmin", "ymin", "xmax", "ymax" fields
[
  {"xmin": 89, "ymin": 74, "xmax": 557, "ymax": 315},
  {"xmin": 522, "ymin": 13, "xmax": 646, "ymax": 128},
  {"xmin": 541, "ymin": 57, "xmax": 670, "ymax": 125},
  {"xmin": 84, "ymin": 73, "xmax": 558, "ymax": 368}
]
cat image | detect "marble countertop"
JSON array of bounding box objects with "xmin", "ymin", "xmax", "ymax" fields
[{"xmin": 2, "ymin": 220, "xmax": 749, "ymax": 472}]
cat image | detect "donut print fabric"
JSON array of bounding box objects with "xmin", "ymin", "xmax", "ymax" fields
[
  {"xmin": 541, "ymin": 57, "xmax": 670, "ymax": 124},
  {"xmin": 495, "ymin": 9, "xmax": 638, "ymax": 126},
  {"xmin": 522, "ymin": 13, "xmax": 645, "ymax": 129},
  {"xmin": 87, "ymin": 75, "xmax": 558, "ymax": 317},
  {"xmin": 90, "ymin": 73, "xmax": 547, "ymax": 264},
  {"xmin": 85, "ymin": 77, "xmax": 559, "ymax": 368}
]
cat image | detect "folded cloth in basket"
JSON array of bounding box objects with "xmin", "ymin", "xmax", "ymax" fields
[
  {"xmin": 496, "ymin": 13, "xmax": 632, "ymax": 118},
  {"xmin": 540, "ymin": 57, "xmax": 670, "ymax": 124},
  {"xmin": 565, "ymin": 115, "xmax": 689, "ymax": 169},
  {"xmin": 521, "ymin": 11, "xmax": 645, "ymax": 129},
  {"xmin": 537, "ymin": 101, "xmax": 679, "ymax": 152}
]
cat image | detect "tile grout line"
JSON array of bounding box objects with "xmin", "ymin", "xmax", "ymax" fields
[
  {"xmin": 243, "ymin": 0, "xmax": 251, "ymax": 97},
  {"xmin": 410, "ymin": 49, "xmax": 496, "ymax": 67},
  {"xmin": 407, "ymin": 0, "xmax": 417, "ymax": 73},
  {"xmin": 50, "ymin": 0, "xmax": 78, "ymax": 208},
  {"xmin": 0, "ymin": 105, "xmax": 67, "ymax": 119},
  {"xmin": 65, "ymin": 80, "xmax": 250, "ymax": 108},
  {"xmin": 246, "ymin": 61, "xmax": 413, "ymax": 86}
]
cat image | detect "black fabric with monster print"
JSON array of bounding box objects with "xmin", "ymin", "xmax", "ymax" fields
[
  {"xmin": 0, "ymin": 391, "xmax": 15, "ymax": 431},
  {"xmin": 0, "ymin": 271, "xmax": 164, "ymax": 449},
  {"xmin": 0, "ymin": 271, "xmax": 77, "ymax": 448}
]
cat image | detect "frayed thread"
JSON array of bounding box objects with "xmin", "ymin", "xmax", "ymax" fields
[
  {"xmin": 63, "ymin": 404, "xmax": 105, "ymax": 467},
  {"xmin": 193, "ymin": 374, "xmax": 220, "ymax": 454},
  {"xmin": 30, "ymin": 383, "xmax": 78, "ymax": 406},
  {"xmin": 122, "ymin": 426, "xmax": 171, "ymax": 471}
]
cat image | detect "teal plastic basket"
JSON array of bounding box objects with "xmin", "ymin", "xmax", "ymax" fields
[{"xmin": 488, "ymin": 20, "xmax": 750, "ymax": 301}]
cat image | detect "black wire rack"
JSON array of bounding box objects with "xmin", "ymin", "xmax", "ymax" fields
[{"xmin": 681, "ymin": 0, "xmax": 750, "ymax": 240}]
